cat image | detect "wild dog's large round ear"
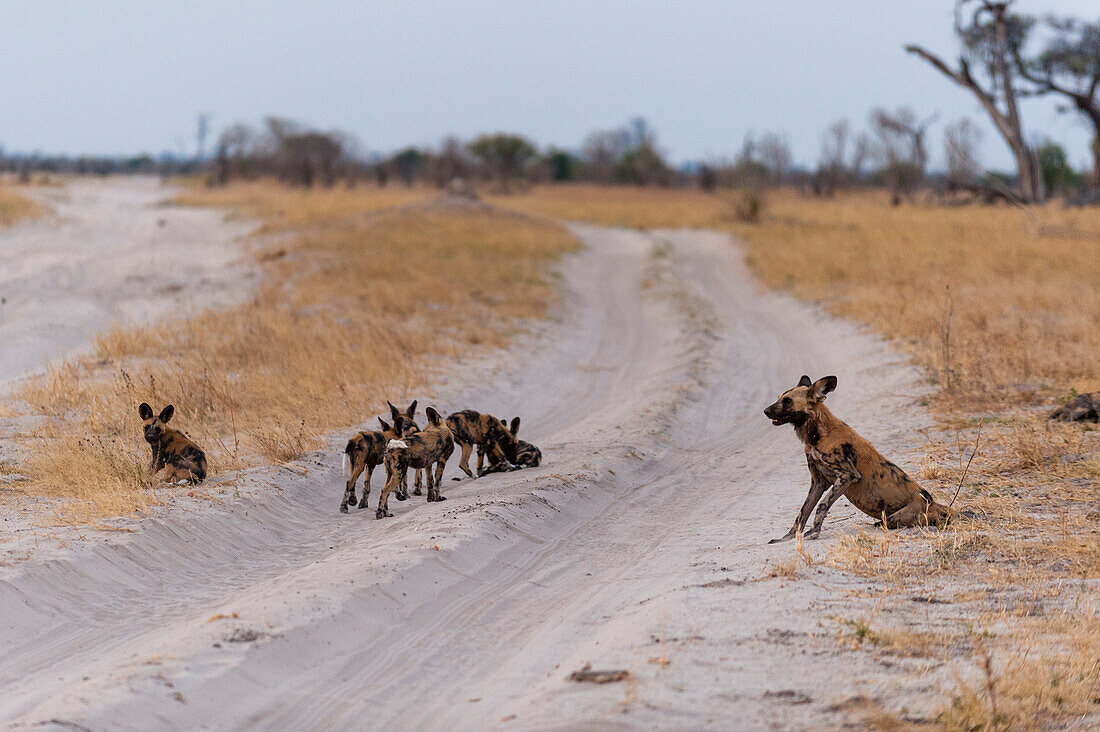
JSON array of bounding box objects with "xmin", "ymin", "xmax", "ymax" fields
[
  {"xmin": 378, "ymin": 417, "xmax": 392, "ymax": 432},
  {"xmin": 798, "ymin": 375, "xmax": 813, "ymax": 388},
  {"xmin": 812, "ymin": 375, "xmax": 838, "ymax": 399},
  {"xmin": 158, "ymin": 404, "xmax": 175, "ymax": 423},
  {"xmin": 510, "ymin": 417, "xmax": 521, "ymax": 435},
  {"xmin": 392, "ymin": 414, "xmax": 405, "ymax": 433},
  {"xmin": 407, "ymin": 400, "xmax": 418, "ymax": 419},
  {"xmin": 138, "ymin": 402, "xmax": 154, "ymax": 420},
  {"xmin": 387, "ymin": 401, "xmax": 401, "ymax": 420},
  {"xmin": 425, "ymin": 406, "xmax": 440, "ymax": 425}
]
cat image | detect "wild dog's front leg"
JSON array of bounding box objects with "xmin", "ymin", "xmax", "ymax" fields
[
  {"xmin": 806, "ymin": 463, "xmax": 861, "ymax": 539},
  {"xmin": 476, "ymin": 445, "xmax": 486, "ymax": 475},
  {"xmin": 413, "ymin": 468, "xmax": 423, "ymax": 496},
  {"xmin": 377, "ymin": 469, "xmax": 400, "ymax": 519},
  {"xmin": 769, "ymin": 471, "xmax": 829, "ymax": 544},
  {"xmin": 378, "ymin": 453, "xmax": 404, "ymax": 519},
  {"xmin": 148, "ymin": 449, "xmax": 165, "ymax": 479},
  {"xmin": 807, "ymin": 478, "xmax": 854, "ymax": 539},
  {"xmin": 456, "ymin": 441, "xmax": 475, "ymax": 479}
]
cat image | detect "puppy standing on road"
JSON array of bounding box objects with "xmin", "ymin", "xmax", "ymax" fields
[
  {"xmin": 378, "ymin": 407, "xmax": 454, "ymax": 519},
  {"xmin": 763, "ymin": 375, "xmax": 951, "ymax": 542},
  {"xmin": 388, "ymin": 400, "xmax": 425, "ymax": 496},
  {"xmin": 138, "ymin": 403, "xmax": 207, "ymax": 484},
  {"xmin": 341, "ymin": 417, "xmax": 401, "ymax": 513},
  {"xmin": 445, "ymin": 409, "xmax": 519, "ymax": 479}
]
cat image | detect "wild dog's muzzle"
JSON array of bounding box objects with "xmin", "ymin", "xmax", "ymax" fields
[{"xmin": 763, "ymin": 404, "xmax": 788, "ymax": 426}]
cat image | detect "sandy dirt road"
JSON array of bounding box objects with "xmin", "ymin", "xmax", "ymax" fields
[
  {"xmin": 0, "ymin": 177, "xmax": 255, "ymax": 391},
  {"xmin": 0, "ymin": 199, "xmax": 935, "ymax": 729}
]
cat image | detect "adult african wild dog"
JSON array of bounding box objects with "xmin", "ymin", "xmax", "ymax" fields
[
  {"xmin": 340, "ymin": 416, "xmax": 400, "ymax": 513},
  {"xmin": 445, "ymin": 409, "xmax": 519, "ymax": 479},
  {"xmin": 388, "ymin": 400, "xmax": 425, "ymax": 496},
  {"xmin": 480, "ymin": 417, "xmax": 541, "ymax": 475},
  {"xmin": 378, "ymin": 407, "xmax": 454, "ymax": 518},
  {"xmin": 764, "ymin": 375, "xmax": 952, "ymax": 542},
  {"xmin": 138, "ymin": 403, "xmax": 207, "ymax": 483}
]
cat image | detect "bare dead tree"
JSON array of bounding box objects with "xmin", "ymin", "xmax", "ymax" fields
[
  {"xmin": 196, "ymin": 113, "xmax": 212, "ymax": 162},
  {"xmin": 850, "ymin": 132, "xmax": 874, "ymax": 181},
  {"xmin": 906, "ymin": 0, "xmax": 1043, "ymax": 202},
  {"xmin": 944, "ymin": 118, "xmax": 983, "ymax": 186},
  {"xmin": 582, "ymin": 128, "xmax": 632, "ymax": 183},
  {"xmin": 1012, "ymin": 15, "xmax": 1100, "ymax": 186},
  {"xmin": 758, "ymin": 132, "xmax": 792, "ymax": 184},
  {"xmin": 869, "ymin": 106, "xmax": 937, "ymax": 202},
  {"xmin": 816, "ymin": 118, "xmax": 851, "ymax": 195}
]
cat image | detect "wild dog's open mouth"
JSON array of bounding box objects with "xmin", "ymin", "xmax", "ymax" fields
[{"xmin": 771, "ymin": 419, "xmax": 783, "ymax": 426}]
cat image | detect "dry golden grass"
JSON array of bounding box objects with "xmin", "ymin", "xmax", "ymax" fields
[
  {"xmin": 486, "ymin": 183, "xmax": 727, "ymax": 229},
  {"xmin": 175, "ymin": 180, "xmax": 434, "ymax": 232},
  {"xmin": 0, "ymin": 185, "xmax": 47, "ymax": 226},
  {"xmin": 10, "ymin": 181, "xmax": 576, "ymax": 521}
]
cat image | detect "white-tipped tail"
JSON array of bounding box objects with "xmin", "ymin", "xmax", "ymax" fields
[
  {"xmin": 342, "ymin": 451, "xmax": 350, "ymax": 477},
  {"xmin": 387, "ymin": 439, "xmax": 408, "ymax": 449}
]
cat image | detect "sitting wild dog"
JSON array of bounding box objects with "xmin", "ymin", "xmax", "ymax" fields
[
  {"xmin": 480, "ymin": 417, "xmax": 541, "ymax": 475},
  {"xmin": 138, "ymin": 403, "xmax": 207, "ymax": 484},
  {"xmin": 378, "ymin": 408, "xmax": 454, "ymax": 518},
  {"xmin": 340, "ymin": 416, "xmax": 401, "ymax": 514},
  {"xmin": 445, "ymin": 409, "xmax": 519, "ymax": 479},
  {"xmin": 764, "ymin": 375, "xmax": 952, "ymax": 543},
  {"xmin": 388, "ymin": 400, "xmax": 425, "ymax": 496}
]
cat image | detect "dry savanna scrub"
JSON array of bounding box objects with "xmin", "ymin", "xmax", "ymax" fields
[
  {"xmin": 11, "ymin": 182, "xmax": 577, "ymax": 522},
  {"xmin": 0, "ymin": 184, "xmax": 47, "ymax": 226}
]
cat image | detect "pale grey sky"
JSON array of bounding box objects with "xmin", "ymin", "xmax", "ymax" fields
[{"xmin": 1, "ymin": 1, "xmax": 1096, "ymax": 170}]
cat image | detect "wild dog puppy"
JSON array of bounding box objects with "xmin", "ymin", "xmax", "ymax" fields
[
  {"xmin": 480, "ymin": 417, "xmax": 541, "ymax": 475},
  {"xmin": 340, "ymin": 417, "xmax": 400, "ymax": 514},
  {"xmin": 138, "ymin": 403, "xmax": 207, "ymax": 484},
  {"xmin": 764, "ymin": 375, "xmax": 952, "ymax": 543},
  {"xmin": 377, "ymin": 407, "xmax": 454, "ymax": 519},
  {"xmin": 388, "ymin": 400, "xmax": 425, "ymax": 496},
  {"xmin": 445, "ymin": 409, "xmax": 518, "ymax": 479}
]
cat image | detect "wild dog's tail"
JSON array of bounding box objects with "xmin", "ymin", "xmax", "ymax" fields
[{"xmin": 343, "ymin": 436, "xmax": 360, "ymax": 477}]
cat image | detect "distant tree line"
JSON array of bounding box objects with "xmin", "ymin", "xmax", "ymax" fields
[{"xmin": 4, "ymin": 0, "xmax": 1097, "ymax": 206}]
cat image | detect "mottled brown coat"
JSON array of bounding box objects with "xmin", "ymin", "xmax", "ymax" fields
[
  {"xmin": 388, "ymin": 400, "xmax": 425, "ymax": 495},
  {"xmin": 480, "ymin": 417, "xmax": 541, "ymax": 475},
  {"xmin": 445, "ymin": 409, "xmax": 519, "ymax": 478},
  {"xmin": 340, "ymin": 417, "xmax": 400, "ymax": 513},
  {"xmin": 138, "ymin": 403, "xmax": 207, "ymax": 484},
  {"xmin": 764, "ymin": 376, "xmax": 952, "ymax": 543},
  {"xmin": 378, "ymin": 407, "xmax": 454, "ymax": 518}
]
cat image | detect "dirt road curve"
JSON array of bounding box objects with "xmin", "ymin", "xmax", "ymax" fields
[{"xmin": 0, "ymin": 201, "xmax": 930, "ymax": 728}]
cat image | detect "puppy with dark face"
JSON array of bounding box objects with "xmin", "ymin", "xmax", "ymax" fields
[
  {"xmin": 377, "ymin": 407, "xmax": 454, "ymax": 518},
  {"xmin": 138, "ymin": 403, "xmax": 207, "ymax": 484},
  {"xmin": 388, "ymin": 400, "xmax": 425, "ymax": 495},
  {"xmin": 764, "ymin": 375, "xmax": 951, "ymax": 542},
  {"xmin": 480, "ymin": 417, "xmax": 540, "ymax": 475}
]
